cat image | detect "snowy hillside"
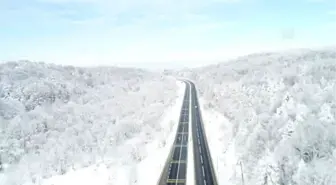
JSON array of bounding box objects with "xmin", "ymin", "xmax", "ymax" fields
[
  {"xmin": 0, "ymin": 61, "xmax": 182, "ymax": 185},
  {"xmin": 181, "ymin": 48, "xmax": 336, "ymax": 185}
]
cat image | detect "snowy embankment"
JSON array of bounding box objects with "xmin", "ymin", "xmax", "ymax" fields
[
  {"xmin": 0, "ymin": 61, "xmax": 184, "ymax": 185},
  {"xmin": 182, "ymin": 47, "xmax": 336, "ymax": 185}
]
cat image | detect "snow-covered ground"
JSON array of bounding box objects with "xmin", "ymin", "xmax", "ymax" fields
[
  {"xmin": 2, "ymin": 47, "xmax": 335, "ymax": 185},
  {"xmin": 40, "ymin": 83, "xmax": 186, "ymax": 185},
  {"xmin": 0, "ymin": 61, "xmax": 184, "ymax": 185},
  {"xmin": 182, "ymin": 47, "xmax": 336, "ymax": 185}
]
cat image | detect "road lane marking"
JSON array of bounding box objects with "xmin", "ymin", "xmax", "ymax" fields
[
  {"xmin": 200, "ymin": 155, "xmax": 203, "ymax": 164},
  {"xmin": 171, "ymin": 160, "xmax": 186, "ymax": 163},
  {"xmin": 204, "ymin": 179, "xmax": 207, "ymax": 185},
  {"xmin": 161, "ymin": 81, "xmax": 193, "ymax": 185},
  {"xmin": 202, "ymin": 166, "xmax": 205, "ymax": 177},
  {"xmin": 167, "ymin": 164, "xmax": 172, "ymax": 178},
  {"xmin": 186, "ymin": 80, "xmax": 195, "ymax": 185},
  {"xmin": 175, "ymin": 113, "xmax": 185, "ymax": 184},
  {"xmin": 167, "ymin": 179, "xmax": 186, "ymax": 183}
]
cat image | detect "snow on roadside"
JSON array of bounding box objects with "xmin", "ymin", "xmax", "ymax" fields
[
  {"xmin": 198, "ymin": 97, "xmax": 236, "ymax": 185},
  {"xmin": 135, "ymin": 81, "xmax": 185, "ymax": 185},
  {"xmin": 0, "ymin": 61, "xmax": 182, "ymax": 185},
  {"xmin": 184, "ymin": 47, "xmax": 336, "ymax": 185},
  {"xmin": 34, "ymin": 81, "xmax": 186, "ymax": 185},
  {"xmin": 38, "ymin": 164, "xmax": 110, "ymax": 185}
]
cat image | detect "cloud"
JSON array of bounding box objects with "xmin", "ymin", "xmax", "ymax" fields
[
  {"xmin": 1, "ymin": 0, "xmax": 236, "ymax": 61},
  {"xmin": 1, "ymin": 0, "xmax": 245, "ymax": 31},
  {"xmin": 30, "ymin": 0, "xmax": 242, "ymax": 21}
]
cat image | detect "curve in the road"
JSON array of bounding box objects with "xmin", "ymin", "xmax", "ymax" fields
[
  {"xmin": 158, "ymin": 83, "xmax": 190, "ymax": 185},
  {"xmin": 157, "ymin": 80, "xmax": 217, "ymax": 185},
  {"xmin": 189, "ymin": 81, "xmax": 218, "ymax": 185}
]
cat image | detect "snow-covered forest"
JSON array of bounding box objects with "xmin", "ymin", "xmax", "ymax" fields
[
  {"xmin": 1, "ymin": 47, "xmax": 335, "ymax": 185},
  {"xmin": 0, "ymin": 61, "xmax": 181, "ymax": 185},
  {"xmin": 181, "ymin": 47, "xmax": 336, "ymax": 185}
]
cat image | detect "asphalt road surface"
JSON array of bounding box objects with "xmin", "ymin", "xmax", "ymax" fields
[
  {"xmin": 189, "ymin": 81, "xmax": 218, "ymax": 185},
  {"xmin": 158, "ymin": 80, "xmax": 217, "ymax": 185}
]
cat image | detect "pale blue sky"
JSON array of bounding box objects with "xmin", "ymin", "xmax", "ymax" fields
[{"xmin": 0, "ymin": 0, "xmax": 335, "ymax": 68}]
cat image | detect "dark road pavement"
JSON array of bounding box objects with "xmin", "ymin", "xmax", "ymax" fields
[{"xmin": 158, "ymin": 80, "xmax": 217, "ymax": 185}]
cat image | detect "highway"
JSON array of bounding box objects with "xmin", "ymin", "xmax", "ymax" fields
[
  {"xmin": 189, "ymin": 81, "xmax": 218, "ymax": 185},
  {"xmin": 158, "ymin": 82, "xmax": 190, "ymax": 185},
  {"xmin": 158, "ymin": 80, "xmax": 217, "ymax": 185}
]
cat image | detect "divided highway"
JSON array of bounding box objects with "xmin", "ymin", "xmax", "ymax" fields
[{"xmin": 158, "ymin": 80, "xmax": 217, "ymax": 185}]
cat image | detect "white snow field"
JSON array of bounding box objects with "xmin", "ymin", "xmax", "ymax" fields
[
  {"xmin": 0, "ymin": 61, "xmax": 185, "ymax": 185},
  {"xmin": 181, "ymin": 47, "xmax": 336, "ymax": 185}
]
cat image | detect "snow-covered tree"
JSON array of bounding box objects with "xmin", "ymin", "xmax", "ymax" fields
[
  {"xmin": 180, "ymin": 47, "xmax": 336, "ymax": 185},
  {"xmin": 0, "ymin": 61, "xmax": 179, "ymax": 184}
]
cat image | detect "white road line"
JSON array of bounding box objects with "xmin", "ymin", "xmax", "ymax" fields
[
  {"xmin": 198, "ymin": 138, "xmax": 200, "ymax": 145},
  {"xmin": 186, "ymin": 81, "xmax": 195, "ymax": 185},
  {"xmin": 204, "ymin": 179, "xmax": 207, "ymax": 185},
  {"xmin": 176, "ymin": 112, "xmax": 185, "ymax": 185},
  {"xmin": 202, "ymin": 166, "xmax": 205, "ymax": 176},
  {"xmin": 200, "ymin": 155, "xmax": 203, "ymax": 164},
  {"xmin": 168, "ymin": 164, "xmax": 172, "ymax": 177}
]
